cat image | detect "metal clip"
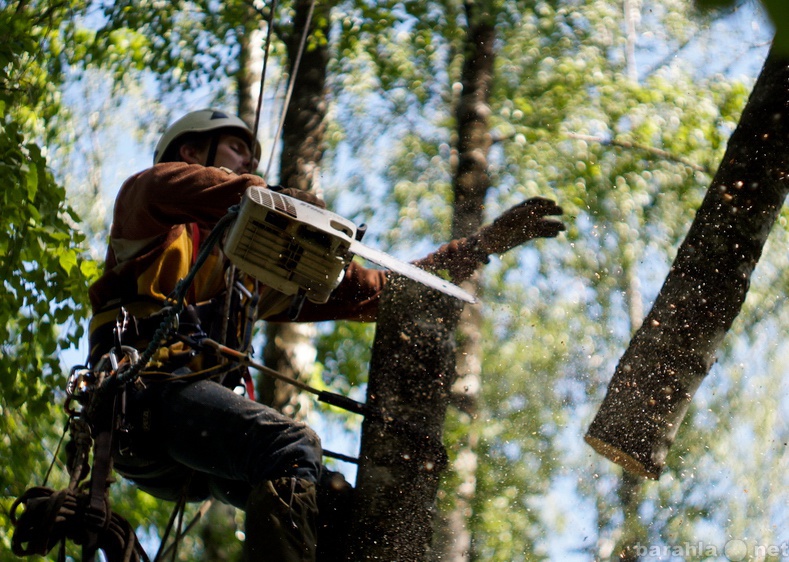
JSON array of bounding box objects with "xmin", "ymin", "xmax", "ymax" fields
[{"xmin": 64, "ymin": 366, "xmax": 96, "ymax": 415}]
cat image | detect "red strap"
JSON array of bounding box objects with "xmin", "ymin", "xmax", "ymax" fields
[
  {"xmin": 188, "ymin": 223, "xmax": 201, "ymax": 303},
  {"xmin": 190, "ymin": 223, "xmax": 201, "ymax": 265},
  {"xmin": 243, "ymin": 370, "xmax": 256, "ymax": 401}
]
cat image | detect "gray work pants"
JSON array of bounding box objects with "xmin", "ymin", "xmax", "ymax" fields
[{"xmin": 113, "ymin": 378, "xmax": 323, "ymax": 509}]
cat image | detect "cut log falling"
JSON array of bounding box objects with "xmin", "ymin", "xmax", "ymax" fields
[{"xmin": 585, "ymin": 48, "xmax": 789, "ymax": 479}]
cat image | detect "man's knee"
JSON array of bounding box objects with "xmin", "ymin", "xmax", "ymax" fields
[
  {"xmin": 294, "ymin": 422, "xmax": 321, "ymax": 452},
  {"xmin": 286, "ymin": 422, "xmax": 322, "ymax": 482}
]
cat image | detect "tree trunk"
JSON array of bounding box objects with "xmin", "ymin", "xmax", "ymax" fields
[
  {"xmin": 611, "ymin": 233, "xmax": 647, "ymax": 559},
  {"xmin": 435, "ymin": 6, "xmax": 496, "ymax": 560},
  {"xmin": 278, "ymin": 0, "xmax": 329, "ymax": 194},
  {"xmin": 199, "ymin": 502, "xmax": 241, "ymax": 562},
  {"xmin": 612, "ymin": 471, "xmax": 645, "ymax": 561},
  {"xmin": 585, "ymin": 48, "xmax": 789, "ymax": 479},
  {"xmin": 451, "ymin": 6, "xmax": 495, "ymax": 240},
  {"xmin": 236, "ymin": 20, "xmax": 261, "ymax": 128},
  {"xmin": 348, "ymin": 279, "xmax": 465, "ymax": 560},
  {"xmin": 349, "ymin": 7, "xmax": 497, "ymax": 559},
  {"xmin": 261, "ymin": 0, "xmax": 330, "ymax": 413}
]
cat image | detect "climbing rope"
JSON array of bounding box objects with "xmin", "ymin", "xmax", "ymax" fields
[
  {"xmin": 11, "ymin": 377, "xmax": 150, "ymax": 562},
  {"xmin": 10, "ymin": 486, "xmax": 149, "ymax": 562}
]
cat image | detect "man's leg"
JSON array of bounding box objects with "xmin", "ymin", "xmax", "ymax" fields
[
  {"xmin": 156, "ymin": 380, "xmax": 322, "ymax": 487},
  {"xmin": 243, "ymin": 476, "xmax": 319, "ymax": 562},
  {"xmin": 140, "ymin": 379, "xmax": 322, "ymax": 559}
]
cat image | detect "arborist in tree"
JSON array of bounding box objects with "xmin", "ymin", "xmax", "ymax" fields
[{"xmin": 86, "ymin": 108, "xmax": 565, "ymax": 561}]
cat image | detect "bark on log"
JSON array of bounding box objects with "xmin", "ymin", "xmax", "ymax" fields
[
  {"xmin": 347, "ymin": 276, "xmax": 464, "ymax": 561},
  {"xmin": 585, "ymin": 49, "xmax": 789, "ymax": 479}
]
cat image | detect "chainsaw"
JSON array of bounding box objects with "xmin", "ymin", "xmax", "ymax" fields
[{"xmin": 222, "ymin": 186, "xmax": 476, "ymax": 306}]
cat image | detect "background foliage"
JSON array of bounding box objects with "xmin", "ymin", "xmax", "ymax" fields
[{"xmin": 1, "ymin": 0, "xmax": 785, "ymax": 560}]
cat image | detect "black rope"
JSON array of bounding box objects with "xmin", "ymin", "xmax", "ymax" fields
[
  {"xmin": 10, "ymin": 487, "xmax": 150, "ymax": 562},
  {"xmin": 252, "ymin": 0, "xmax": 279, "ymax": 140},
  {"xmin": 42, "ymin": 419, "xmax": 70, "ymax": 486},
  {"xmin": 323, "ymin": 449, "xmax": 358, "ymax": 465},
  {"xmin": 154, "ymin": 499, "xmax": 213, "ymax": 562},
  {"xmin": 204, "ymin": 135, "xmax": 220, "ymax": 168},
  {"xmin": 152, "ymin": 490, "xmax": 186, "ymax": 562}
]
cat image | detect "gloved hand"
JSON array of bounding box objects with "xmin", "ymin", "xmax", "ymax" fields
[
  {"xmin": 476, "ymin": 197, "xmax": 565, "ymax": 255},
  {"xmin": 279, "ymin": 187, "xmax": 327, "ymax": 209}
]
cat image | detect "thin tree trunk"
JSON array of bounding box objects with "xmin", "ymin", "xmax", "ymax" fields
[
  {"xmin": 237, "ymin": 22, "xmax": 261, "ymax": 127},
  {"xmin": 435, "ymin": 5, "xmax": 496, "ymax": 560},
  {"xmin": 451, "ymin": 4, "xmax": 495, "ymax": 240},
  {"xmin": 609, "ymin": 250, "xmax": 646, "ymax": 560},
  {"xmin": 585, "ymin": 47, "xmax": 789, "ymax": 479},
  {"xmin": 261, "ymin": 0, "xmax": 330, "ymax": 413},
  {"xmin": 261, "ymin": 322, "xmax": 318, "ymax": 415},
  {"xmin": 623, "ymin": 0, "xmax": 639, "ymax": 82},
  {"xmin": 612, "ymin": 471, "xmax": 645, "ymax": 561}
]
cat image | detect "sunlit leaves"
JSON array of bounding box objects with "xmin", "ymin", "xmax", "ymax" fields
[
  {"xmin": 0, "ymin": 3, "xmax": 101, "ymax": 554},
  {"xmin": 80, "ymin": 0, "xmax": 250, "ymax": 90},
  {"xmin": 0, "ymin": 118, "xmax": 92, "ymax": 414}
]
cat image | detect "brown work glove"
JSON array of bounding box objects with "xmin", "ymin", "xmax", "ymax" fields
[
  {"xmin": 279, "ymin": 187, "xmax": 327, "ymax": 209},
  {"xmin": 475, "ymin": 197, "xmax": 565, "ymax": 255}
]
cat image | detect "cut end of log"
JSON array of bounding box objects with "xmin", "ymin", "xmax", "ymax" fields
[{"xmin": 584, "ymin": 434, "xmax": 661, "ymax": 480}]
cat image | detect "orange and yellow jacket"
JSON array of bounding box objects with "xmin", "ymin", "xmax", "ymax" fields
[{"xmin": 88, "ymin": 162, "xmax": 487, "ymax": 364}]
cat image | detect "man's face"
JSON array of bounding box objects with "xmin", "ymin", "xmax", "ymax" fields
[
  {"xmin": 213, "ymin": 133, "xmax": 259, "ymax": 174},
  {"xmin": 183, "ymin": 132, "xmax": 259, "ymax": 174}
]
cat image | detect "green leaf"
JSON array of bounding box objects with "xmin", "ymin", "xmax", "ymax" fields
[
  {"xmin": 58, "ymin": 250, "xmax": 78, "ymax": 275},
  {"xmin": 23, "ymin": 162, "xmax": 38, "ymax": 201}
]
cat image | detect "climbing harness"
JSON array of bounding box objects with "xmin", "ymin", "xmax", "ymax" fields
[
  {"xmin": 8, "ymin": 211, "xmax": 238, "ymax": 561},
  {"xmin": 11, "ymin": 351, "xmax": 149, "ymax": 562}
]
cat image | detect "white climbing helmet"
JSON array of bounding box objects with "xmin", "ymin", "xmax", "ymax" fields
[{"xmin": 153, "ymin": 109, "xmax": 262, "ymax": 165}]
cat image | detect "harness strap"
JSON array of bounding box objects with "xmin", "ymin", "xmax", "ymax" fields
[
  {"xmin": 188, "ymin": 223, "xmax": 200, "ymax": 303},
  {"xmin": 205, "ymin": 136, "xmax": 220, "ymax": 168},
  {"xmin": 88, "ymin": 303, "xmax": 207, "ymax": 368},
  {"xmin": 10, "ymin": 486, "xmax": 150, "ymax": 562}
]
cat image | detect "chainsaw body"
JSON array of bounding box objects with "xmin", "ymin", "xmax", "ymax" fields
[{"xmin": 223, "ymin": 187, "xmax": 357, "ymax": 304}]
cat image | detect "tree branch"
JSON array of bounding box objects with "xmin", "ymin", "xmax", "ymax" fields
[{"xmin": 567, "ymin": 132, "xmax": 712, "ymax": 174}]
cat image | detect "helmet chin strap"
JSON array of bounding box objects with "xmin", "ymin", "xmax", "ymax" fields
[{"xmin": 205, "ymin": 135, "xmax": 220, "ymax": 167}]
